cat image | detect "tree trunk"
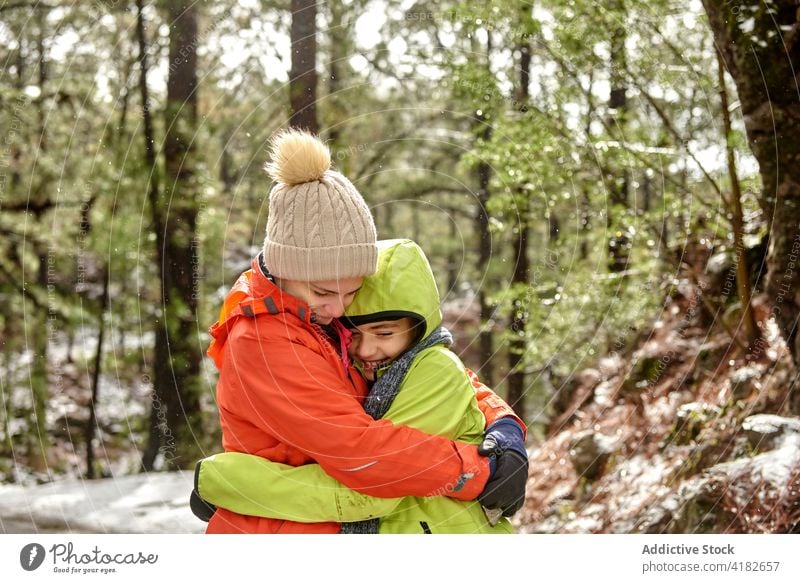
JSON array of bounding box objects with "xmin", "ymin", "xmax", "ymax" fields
[
  {"xmin": 136, "ymin": 0, "xmax": 164, "ymax": 472},
  {"xmin": 290, "ymin": 0, "xmax": 318, "ymax": 133},
  {"xmin": 476, "ymin": 128, "xmax": 495, "ymax": 386},
  {"xmin": 579, "ymin": 70, "xmax": 594, "ymax": 261},
  {"xmin": 85, "ymin": 266, "xmax": 109, "ymax": 479},
  {"xmin": 474, "ymin": 32, "xmax": 495, "ymax": 387},
  {"xmin": 26, "ymin": 12, "xmax": 50, "ymax": 473},
  {"xmin": 27, "ymin": 250, "xmax": 49, "ymax": 473},
  {"xmin": 447, "ymin": 216, "xmax": 458, "ymax": 292},
  {"xmin": 325, "ymin": 0, "xmax": 347, "ymax": 160},
  {"xmin": 716, "ymin": 48, "xmax": 759, "ymax": 348},
  {"xmin": 507, "ymin": 36, "xmax": 532, "ymax": 420},
  {"xmin": 159, "ymin": 0, "xmax": 204, "ymax": 469},
  {"xmin": 219, "ymin": 130, "xmax": 235, "ymax": 194},
  {"xmin": 642, "ymin": 171, "xmax": 651, "ymax": 213},
  {"xmin": 702, "ymin": 1, "xmax": 800, "ymax": 369},
  {"xmin": 139, "ymin": 0, "xmax": 205, "ymax": 470},
  {"xmin": 606, "ymin": 0, "xmax": 630, "ymax": 273}
]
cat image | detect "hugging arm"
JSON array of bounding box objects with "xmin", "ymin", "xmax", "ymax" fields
[
  {"xmin": 219, "ymin": 332, "xmax": 491, "ymax": 499},
  {"xmin": 196, "ymin": 452, "xmax": 402, "ymax": 523}
]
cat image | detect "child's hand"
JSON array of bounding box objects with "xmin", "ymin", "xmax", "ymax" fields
[
  {"xmin": 479, "ymin": 418, "xmax": 527, "ymax": 460},
  {"xmin": 476, "ymin": 449, "xmax": 529, "ymax": 517}
]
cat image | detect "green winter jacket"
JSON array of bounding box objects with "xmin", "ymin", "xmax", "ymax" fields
[{"xmin": 197, "ymin": 239, "xmax": 513, "ymax": 534}]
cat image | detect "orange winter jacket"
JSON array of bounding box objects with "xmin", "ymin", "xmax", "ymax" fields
[{"xmin": 206, "ymin": 256, "xmax": 520, "ymax": 534}]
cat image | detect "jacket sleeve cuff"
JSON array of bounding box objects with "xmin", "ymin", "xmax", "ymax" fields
[{"xmin": 442, "ymin": 443, "xmax": 491, "ymax": 501}]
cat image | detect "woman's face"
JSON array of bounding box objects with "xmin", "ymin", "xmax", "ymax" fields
[
  {"xmin": 277, "ymin": 277, "xmax": 363, "ymax": 325},
  {"xmin": 348, "ymin": 317, "xmax": 417, "ymax": 379}
]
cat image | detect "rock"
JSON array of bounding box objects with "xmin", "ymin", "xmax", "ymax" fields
[
  {"xmin": 638, "ymin": 420, "xmax": 800, "ymax": 534},
  {"xmin": 637, "ymin": 477, "xmax": 726, "ymax": 534},
  {"xmin": 569, "ymin": 431, "xmax": 617, "ymax": 480},
  {"xmin": 741, "ymin": 414, "xmax": 800, "ymax": 453}
]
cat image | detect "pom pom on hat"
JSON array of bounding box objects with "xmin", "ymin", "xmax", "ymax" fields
[{"xmin": 265, "ymin": 129, "xmax": 332, "ymax": 186}]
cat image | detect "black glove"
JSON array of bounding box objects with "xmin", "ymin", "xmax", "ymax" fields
[
  {"xmin": 477, "ymin": 441, "xmax": 529, "ymax": 517},
  {"xmin": 190, "ymin": 488, "xmax": 217, "ymax": 522},
  {"xmin": 190, "ymin": 460, "xmax": 217, "ymax": 522}
]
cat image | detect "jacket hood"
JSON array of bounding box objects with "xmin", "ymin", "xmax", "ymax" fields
[{"xmin": 343, "ymin": 239, "xmax": 442, "ymax": 341}]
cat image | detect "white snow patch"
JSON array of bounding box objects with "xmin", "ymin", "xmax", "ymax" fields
[
  {"xmin": 740, "ymin": 18, "xmax": 755, "ymax": 34},
  {"xmin": 0, "ymin": 472, "xmax": 204, "ymax": 533}
]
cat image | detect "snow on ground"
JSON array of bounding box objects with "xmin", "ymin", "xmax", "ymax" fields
[{"xmin": 0, "ymin": 471, "xmax": 204, "ymax": 534}]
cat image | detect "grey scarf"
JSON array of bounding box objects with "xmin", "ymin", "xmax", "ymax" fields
[{"xmin": 340, "ymin": 326, "xmax": 453, "ymax": 534}]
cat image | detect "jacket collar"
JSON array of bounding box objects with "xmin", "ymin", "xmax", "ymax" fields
[
  {"xmin": 249, "ymin": 253, "xmax": 312, "ymax": 325},
  {"xmin": 250, "ymin": 253, "xmax": 273, "ymax": 295},
  {"xmin": 250, "ymin": 253, "xmax": 352, "ymax": 371}
]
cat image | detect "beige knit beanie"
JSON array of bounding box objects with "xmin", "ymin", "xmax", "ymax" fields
[{"xmin": 262, "ymin": 129, "xmax": 377, "ymax": 281}]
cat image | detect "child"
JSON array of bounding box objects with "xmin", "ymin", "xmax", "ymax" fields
[{"xmin": 195, "ymin": 239, "xmax": 526, "ymax": 533}]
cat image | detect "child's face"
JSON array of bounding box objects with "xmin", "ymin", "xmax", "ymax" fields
[{"xmin": 348, "ymin": 317, "xmax": 418, "ymax": 378}]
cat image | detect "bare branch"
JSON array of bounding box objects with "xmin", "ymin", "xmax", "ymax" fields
[{"xmin": 633, "ymin": 81, "xmax": 725, "ymax": 200}]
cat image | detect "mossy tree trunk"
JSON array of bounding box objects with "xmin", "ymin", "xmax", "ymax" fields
[
  {"xmin": 702, "ymin": 1, "xmax": 800, "ymax": 371},
  {"xmin": 27, "ymin": 11, "xmax": 50, "ymax": 474},
  {"xmin": 141, "ymin": 0, "xmax": 205, "ymax": 470}
]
